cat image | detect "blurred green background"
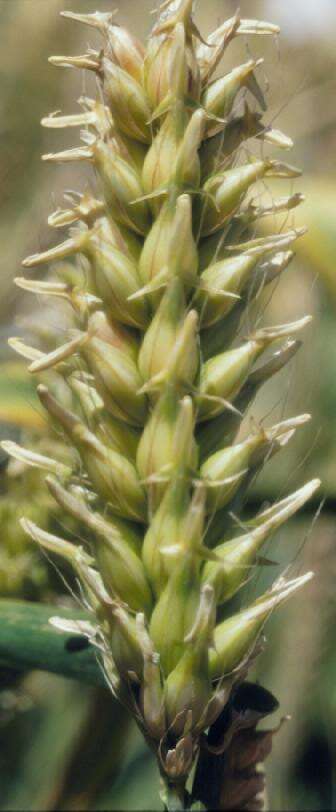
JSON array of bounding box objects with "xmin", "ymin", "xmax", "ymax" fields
[{"xmin": 0, "ymin": 1, "xmax": 335, "ymax": 810}]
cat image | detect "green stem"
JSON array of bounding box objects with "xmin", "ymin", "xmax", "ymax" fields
[{"xmin": 0, "ymin": 599, "xmax": 104, "ymax": 685}]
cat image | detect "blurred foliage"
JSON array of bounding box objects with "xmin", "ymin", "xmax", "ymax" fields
[
  {"xmin": 0, "ymin": 356, "xmax": 48, "ymax": 595},
  {"xmin": 0, "ymin": 363, "xmax": 42, "ymax": 431},
  {"xmin": 0, "ymin": 0, "xmax": 335, "ymax": 810}
]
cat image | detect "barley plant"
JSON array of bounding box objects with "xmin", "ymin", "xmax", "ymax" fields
[{"xmin": 2, "ymin": 2, "xmax": 320, "ymax": 809}]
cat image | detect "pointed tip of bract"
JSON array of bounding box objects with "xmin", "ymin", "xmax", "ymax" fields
[
  {"xmin": 184, "ymin": 582, "xmax": 215, "ymax": 644},
  {"xmin": 252, "ymin": 569, "xmax": 315, "ymax": 620},
  {"xmin": 48, "ymin": 54, "xmax": 100, "ymax": 72},
  {"xmin": 272, "ymin": 570, "xmax": 314, "ymax": 598},
  {"xmin": 60, "ymin": 10, "xmax": 117, "ymax": 31},
  {"xmin": 153, "ymin": 0, "xmax": 194, "ymax": 36},
  {"xmin": 238, "ymin": 18, "xmax": 280, "ymax": 36},
  {"xmin": 0, "ymin": 440, "xmax": 14, "ymax": 456},
  {"xmin": 253, "ymin": 478, "xmax": 321, "ymax": 535},
  {"xmin": 36, "ymin": 383, "xmax": 48, "ymax": 397},
  {"xmin": 20, "ymin": 516, "xmax": 94, "ymax": 566},
  {"xmin": 310, "ymin": 477, "xmax": 322, "ymax": 492},
  {"xmin": 263, "ymin": 127, "xmax": 294, "ymax": 150},
  {"xmin": 251, "ymin": 315, "xmax": 313, "ymax": 345}
]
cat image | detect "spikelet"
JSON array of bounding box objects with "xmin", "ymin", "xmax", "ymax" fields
[{"xmin": 9, "ymin": 1, "xmax": 319, "ymax": 802}]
